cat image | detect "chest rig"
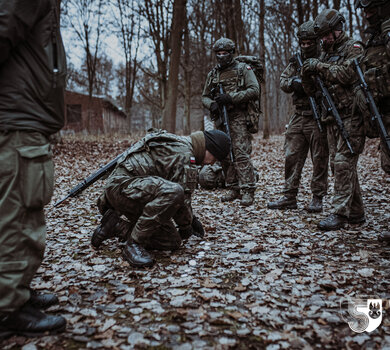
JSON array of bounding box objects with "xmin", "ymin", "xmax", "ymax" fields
[{"xmin": 361, "ymin": 31, "xmax": 390, "ymax": 104}]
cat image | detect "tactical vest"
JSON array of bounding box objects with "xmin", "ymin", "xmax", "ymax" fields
[
  {"xmin": 361, "ymin": 31, "xmax": 390, "ymax": 113},
  {"xmin": 116, "ymin": 130, "xmax": 198, "ymax": 193},
  {"xmin": 321, "ymin": 38, "xmax": 360, "ymax": 115}
]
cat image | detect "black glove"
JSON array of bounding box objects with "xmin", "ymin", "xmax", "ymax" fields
[
  {"xmin": 191, "ymin": 216, "xmax": 205, "ymax": 238},
  {"xmin": 215, "ymin": 93, "xmax": 233, "ymax": 106},
  {"xmin": 179, "ymin": 227, "xmax": 193, "ymax": 240}
]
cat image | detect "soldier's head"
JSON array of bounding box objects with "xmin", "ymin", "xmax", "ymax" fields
[
  {"xmin": 212, "ymin": 38, "xmax": 235, "ymax": 69},
  {"xmin": 314, "ymin": 9, "xmax": 345, "ymax": 51},
  {"xmin": 203, "ymin": 130, "xmax": 231, "ymax": 164},
  {"xmin": 355, "ymin": 0, "xmax": 390, "ymax": 26},
  {"xmin": 297, "ymin": 21, "xmax": 318, "ymax": 58}
]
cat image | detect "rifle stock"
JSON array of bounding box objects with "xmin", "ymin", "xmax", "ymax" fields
[{"xmin": 353, "ymin": 59, "xmax": 390, "ymax": 153}]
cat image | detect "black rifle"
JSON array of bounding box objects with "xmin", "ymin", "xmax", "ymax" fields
[
  {"xmin": 54, "ymin": 151, "xmax": 126, "ymax": 207},
  {"xmin": 315, "ymin": 75, "xmax": 355, "ymax": 154},
  {"xmin": 353, "ymin": 58, "xmax": 390, "ymax": 153},
  {"xmin": 218, "ymin": 83, "xmax": 234, "ymax": 162},
  {"xmin": 295, "ymin": 53, "xmax": 323, "ymax": 133}
]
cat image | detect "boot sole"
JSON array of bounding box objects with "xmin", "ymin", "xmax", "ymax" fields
[
  {"xmin": 0, "ymin": 324, "xmax": 66, "ymax": 338},
  {"xmin": 267, "ymin": 204, "xmax": 297, "ymax": 210}
]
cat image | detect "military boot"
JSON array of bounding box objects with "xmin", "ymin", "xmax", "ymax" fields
[
  {"xmin": 267, "ymin": 196, "xmax": 297, "ymax": 210},
  {"xmin": 378, "ymin": 232, "xmax": 390, "ymax": 244},
  {"xmin": 241, "ymin": 191, "xmax": 255, "ymax": 206},
  {"xmin": 306, "ymin": 195, "xmax": 323, "ymax": 213},
  {"xmin": 91, "ymin": 209, "xmax": 132, "ymax": 249},
  {"xmin": 122, "ymin": 241, "xmax": 155, "ymax": 268},
  {"xmin": 28, "ymin": 289, "xmax": 59, "ymax": 309},
  {"xmin": 0, "ymin": 304, "xmax": 66, "ymax": 337},
  {"xmin": 221, "ymin": 189, "xmax": 241, "ymax": 202},
  {"xmin": 317, "ymin": 214, "xmax": 347, "ymax": 231}
]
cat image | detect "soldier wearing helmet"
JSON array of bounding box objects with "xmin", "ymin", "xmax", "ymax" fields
[
  {"xmin": 354, "ymin": 0, "xmax": 390, "ymax": 243},
  {"xmin": 268, "ymin": 21, "xmax": 329, "ymax": 213},
  {"xmin": 202, "ymin": 38, "xmax": 260, "ymax": 206},
  {"xmin": 301, "ymin": 9, "xmax": 365, "ymax": 231}
]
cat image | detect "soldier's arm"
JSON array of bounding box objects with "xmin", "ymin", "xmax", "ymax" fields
[
  {"xmin": 173, "ymin": 195, "xmax": 193, "ymax": 230},
  {"xmin": 316, "ymin": 42, "xmax": 363, "ymax": 85},
  {"xmin": 280, "ymin": 63, "xmax": 297, "ymax": 93},
  {"xmin": 229, "ymin": 66, "xmax": 259, "ymax": 104},
  {"xmin": 0, "ymin": 0, "xmax": 47, "ymax": 64},
  {"xmin": 202, "ymin": 71, "xmax": 215, "ymax": 109}
]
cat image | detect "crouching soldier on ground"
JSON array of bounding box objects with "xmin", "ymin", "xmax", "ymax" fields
[{"xmin": 91, "ymin": 129, "xmax": 231, "ymax": 268}]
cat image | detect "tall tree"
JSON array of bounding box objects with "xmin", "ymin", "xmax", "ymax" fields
[
  {"xmin": 259, "ymin": 0, "xmax": 269, "ymax": 139},
  {"xmin": 162, "ymin": 0, "xmax": 187, "ymax": 132}
]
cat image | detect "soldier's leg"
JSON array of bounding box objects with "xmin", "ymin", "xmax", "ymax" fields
[
  {"xmin": 105, "ymin": 176, "xmax": 183, "ymax": 251},
  {"xmin": 229, "ymin": 117, "xmax": 256, "ymax": 205},
  {"xmin": 0, "ymin": 131, "xmax": 53, "ymax": 314},
  {"xmin": 307, "ymin": 126, "xmax": 329, "ymax": 213}
]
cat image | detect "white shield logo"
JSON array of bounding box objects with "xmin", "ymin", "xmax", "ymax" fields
[{"xmin": 340, "ymin": 297, "xmax": 382, "ymax": 333}]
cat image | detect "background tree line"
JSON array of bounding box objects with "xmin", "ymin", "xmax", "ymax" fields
[{"xmin": 60, "ymin": 0, "xmax": 366, "ymax": 136}]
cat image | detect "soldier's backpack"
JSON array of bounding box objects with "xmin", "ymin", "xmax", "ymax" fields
[{"xmin": 235, "ymin": 55, "xmax": 264, "ymax": 133}]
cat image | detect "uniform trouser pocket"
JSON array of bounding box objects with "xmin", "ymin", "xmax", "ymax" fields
[{"xmin": 17, "ymin": 144, "xmax": 54, "ymax": 209}]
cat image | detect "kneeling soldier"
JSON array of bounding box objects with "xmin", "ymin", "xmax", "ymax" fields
[{"xmin": 91, "ymin": 129, "xmax": 231, "ymax": 267}]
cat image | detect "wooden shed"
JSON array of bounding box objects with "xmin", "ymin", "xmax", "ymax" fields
[{"xmin": 63, "ymin": 90, "xmax": 129, "ymax": 134}]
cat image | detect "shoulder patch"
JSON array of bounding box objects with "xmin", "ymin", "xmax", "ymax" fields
[
  {"xmin": 246, "ymin": 65, "xmax": 252, "ymax": 70},
  {"xmin": 354, "ymin": 44, "xmax": 362, "ymax": 48}
]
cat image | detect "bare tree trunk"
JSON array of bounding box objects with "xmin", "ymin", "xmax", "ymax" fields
[
  {"xmin": 162, "ymin": 0, "xmax": 187, "ymax": 132},
  {"xmin": 259, "ymin": 0, "xmax": 269, "ymax": 139},
  {"xmin": 296, "ymin": 0, "xmax": 304, "ymax": 25},
  {"xmin": 183, "ymin": 14, "xmax": 191, "ymax": 134},
  {"xmin": 333, "ymin": 0, "xmax": 341, "ymax": 10}
]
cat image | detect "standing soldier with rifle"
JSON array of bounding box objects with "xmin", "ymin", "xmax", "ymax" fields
[
  {"xmin": 354, "ymin": 0, "xmax": 390, "ymax": 243},
  {"xmin": 268, "ymin": 21, "xmax": 329, "ymax": 213},
  {"xmin": 302, "ymin": 9, "xmax": 366, "ymax": 230},
  {"xmin": 202, "ymin": 38, "xmax": 259, "ymax": 206}
]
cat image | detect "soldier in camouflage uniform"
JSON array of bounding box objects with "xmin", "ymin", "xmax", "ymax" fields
[
  {"xmin": 302, "ymin": 9, "xmax": 366, "ymax": 230},
  {"xmin": 355, "ymin": 0, "xmax": 390, "ymax": 243},
  {"xmin": 91, "ymin": 129, "xmax": 231, "ymax": 267},
  {"xmin": 202, "ymin": 38, "xmax": 260, "ymax": 206},
  {"xmin": 268, "ymin": 21, "xmax": 329, "ymax": 212}
]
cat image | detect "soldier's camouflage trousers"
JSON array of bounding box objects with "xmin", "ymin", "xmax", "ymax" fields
[
  {"xmin": 283, "ymin": 113, "xmax": 329, "ymax": 198},
  {"xmin": 102, "ymin": 176, "xmax": 184, "ymax": 250},
  {"xmin": 218, "ymin": 112, "xmax": 256, "ymax": 193},
  {"xmin": 0, "ymin": 131, "xmax": 53, "ymax": 313},
  {"xmin": 327, "ymin": 114, "xmax": 366, "ymax": 218},
  {"xmin": 380, "ymin": 113, "xmax": 390, "ymax": 174}
]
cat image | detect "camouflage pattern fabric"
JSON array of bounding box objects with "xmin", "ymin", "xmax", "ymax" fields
[
  {"xmin": 198, "ymin": 163, "xmax": 225, "ymax": 190},
  {"xmin": 359, "ymin": 25, "xmax": 390, "ymax": 174},
  {"xmin": 99, "ymin": 131, "xmax": 198, "ymax": 250},
  {"xmin": 0, "ymin": 131, "xmax": 53, "ymax": 313},
  {"xmin": 304, "ymin": 32, "xmax": 365, "ymax": 218},
  {"xmin": 202, "ymin": 59, "xmax": 259, "ymax": 193},
  {"xmin": 280, "ymin": 61, "xmax": 329, "ymax": 199}
]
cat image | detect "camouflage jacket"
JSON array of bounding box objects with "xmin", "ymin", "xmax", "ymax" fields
[
  {"xmin": 280, "ymin": 55, "xmax": 311, "ymax": 113},
  {"xmin": 202, "ymin": 59, "xmax": 259, "ymax": 113},
  {"xmin": 360, "ymin": 25, "xmax": 390, "ymax": 113},
  {"xmin": 303, "ymin": 32, "xmax": 363, "ymax": 115},
  {"xmin": 106, "ymin": 131, "xmax": 199, "ymax": 229}
]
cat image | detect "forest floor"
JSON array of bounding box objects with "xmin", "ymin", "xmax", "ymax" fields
[{"xmin": 1, "ymin": 133, "xmax": 389, "ymax": 350}]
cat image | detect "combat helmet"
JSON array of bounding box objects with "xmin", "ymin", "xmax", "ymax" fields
[
  {"xmin": 355, "ymin": 0, "xmax": 390, "ymax": 25},
  {"xmin": 297, "ymin": 20, "xmax": 317, "ymax": 41},
  {"xmin": 212, "ymin": 38, "xmax": 235, "ymax": 69},
  {"xmin": 314, "ymin": 9, "xmax": 345, "ymax": 37},
  {"xmin": 297, "ymin": 21, "xmax": 318, "ymax": 57},
  {"xmin": 212, "ymin": 38, "xmax": 235, "ymax": 53}
]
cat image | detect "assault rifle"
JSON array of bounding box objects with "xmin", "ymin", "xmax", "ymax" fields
[
  {"xmin": 315, "ymin": 75, "xmax": 355, "ymax": 155},
  {"xmin": 54, "ymin": 151, "xmax": 126, "ymax": 207},
  {"xmin": 295, "ymin": 53, "xmax": 323, "ymax": 133},
  {"xmin": 353, "ymin": 59, "xmax": 390, "ymax": 153}
]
